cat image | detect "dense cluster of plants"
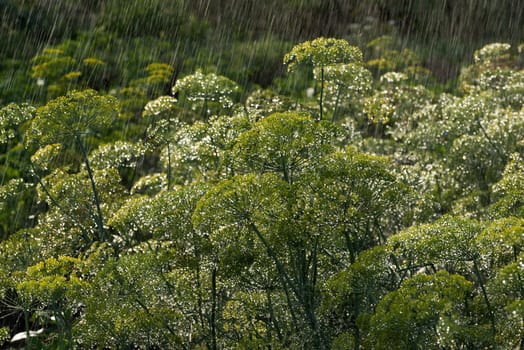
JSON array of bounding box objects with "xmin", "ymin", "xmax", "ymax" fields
[
  {"xmin": 1, "ymin": 33, "xmax": 523, "ymax": 349},
  {"xmin": 2, "ymin": 0, "xmax": 523, "ymax": 106}
]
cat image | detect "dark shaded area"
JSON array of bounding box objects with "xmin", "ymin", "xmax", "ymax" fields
[
  {"xmin": 0, "ymin": 0, "xmax": 522, "ymax": 100},
  {"xmin": 379, "ymin": 0, "xmax": 524, "ymax": 78}
]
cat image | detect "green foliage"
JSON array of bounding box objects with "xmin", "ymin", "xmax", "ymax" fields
[
  {"xmin": 474, "ymin": 43, "xmax": 512, "ymax": 64},
  {"xmin": 284, "ymin": 38, "xmax": 364, "ymax": 121},
  {"xmin": 302, "ymin": 148, "xmax": 411, "ymax": 263},
  {"xmin": 109, "ymin": 183, "xmax": 209, "ymax": 252},
  {"xmin": 244, "ymin": 89, "xmax": 296, "ymax": 120},
  {"xmin": 0, "ymin": 103, "xmax": 35, "ymax": 145},
  {"xmin": 17, "ymin": 256, "xmax": 85, "ymax": 303},
  {"xmin": 97, "ymin": 0, "xmax": 187, "ymax": 38},
  {"xmin": 79, "ymin": 243, "xmax": 201, "ymax": 349},
  {"xmin": 89, "ymin": 141, "xmax": 145, "ymax": 170},
  {"xmin": 16, "ymin": 256, "xmax": 87, "ymax": 348},
  {"xmin": 400, "ymin": 84, "xmax": 524, "ymax": 214},
  {"xmin": 30, "ymin": 48, "xmax": 79, "ymax": 98},
  {"xmin": 233, "ymin": 112, "xmax": 337, "ymax": 182},
  {"xmin": 366, "ymin": 271, "xmax": 472, "ymax": 350},
  {"xmin": 489, "ymin": 153, "xmax": 524, "ymax": 217},
  {"xmin": 163, "ymin": 113, "xmax": 252, "ymax": 184},
  {"xmin": 143, "ymin": 95, "xmax": 178, "ymax": 119},
  {"xmin": 320, "ymin": 63, "xmax": 373, "ymax": 121},
  {"xmin": 0, "ymin": 229, "xmax": 42, "ymax": 273},
  {"xmin": 34, "ymin": 167, "xmax": 127, "ymax": 254},
  {"xmin": 215, "ymin": 36, "xmax": 292, "ymax": 87},
  {"xmin": 130, "ymin": 63, "xmax": 175, "ymax": 98},
  {"xmin": 488, "ymin": 252, "xmax": 524, "ymax": 347},
  {"xmin": 29, "ymin": 42, "xmax": 118, "ymax": 100},
  {"xmin": 458, "ymin": 43, "xmax": 524, "ymax": 110},
  {"xmin": 476, "ymin": 217, "xmax": 524, "ymax": 269},
  {"xmin": 365, "ymin": 40, "xmax": 430, "ymax": 85},
  {"xmin": 173, "ymin": 70, "xmax": 240, "ymax": 119},
  {"xmin": 194, "ymin": 144, "xmax": 411, "ymax": 348},
  {"xmin": 0, "ymin": 179, "xmax": 35, "ymax": 238},
  {"xmin": 27, "ymin": 89, "xmax": 119, "ymax": 148},
  {"xmin": 2, "ymin": 34, "xmax": 524, "ymax": 349},
  {"xmin": 30, "ymin": 143, "xmax": 63, "ymax": 173},
  {"xmin": 284, "ymin": 37, "xmax": 363, "ymax": 71},
  {"xmin": 322, "ymin": 245, "xmax": 396, "ymax": 347},
  {"xmin": 0, "ymin": 327, "xmax": 8, "ymax": 347},
  {"xmin": 388, "ymin": 216, "xmax": 484, "ymax": 273},
  {"xmin": 130, "ymin": 173, "xmax": 167, "ymax": 196},
  {"xmin": 363, "ymin": 72, "xmax": 432, "ymax": 138}
]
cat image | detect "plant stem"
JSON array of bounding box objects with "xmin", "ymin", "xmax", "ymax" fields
[
  {"xmin": 248, "ymin": 220, "xmax": 300, "ymax": 332},
  {"xmin": 331, "ymin": 84, "xmax": 342, "ymax": 123},
  {"xmin": 77, "ymin": 135, "xmax": 106, "ymax": 242},
  {"xmin": 30, "ymin": 162, "xmax": 92, "ymax": 245},
  {"xmin": 167, "ymin": 142, "xmax": 172, "ymax": 191},
  {"xmin": 211, "ymin": 264, "xmax": 218, "ymax": 350},
  {"xmin": 473, "ymin": 258, "xmax": 497, "ymax": 348},
  {"xmin": 319, "ymin": 66, "xmax": 324, "ymax": 122}
]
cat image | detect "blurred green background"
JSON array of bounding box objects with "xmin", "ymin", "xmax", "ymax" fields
[{"xmin": 1, "ymin": 0, "xmax": 523, "ymax": 103}]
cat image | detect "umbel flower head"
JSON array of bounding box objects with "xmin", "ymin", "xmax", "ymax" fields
[
  {"xmin": 284, "ymin": 37, "xmax": 363, "ymax": 71},
  {"xmin": 27, "ymin": 89, "xmax": 119, "ymax": 147},
  {"xmin": 172, "ymin": 70, "xmax": 239, "ymax": 109}
]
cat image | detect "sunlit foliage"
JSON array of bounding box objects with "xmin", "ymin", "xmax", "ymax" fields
[
  {"xmin": 173, "ymin": 70, "xmax": 240, "ymax": 119},
  {"xmin": 0, "ymin": 103, "xmax": 35, "ymax": 145},
  {"xmin": 26, "ymin": 90, "xmax": 119, "ymax": 148},
  {"xmin": 284, "ymin": 37, "xmax": 363, "ymax": 72},
  {"xmin": 1, "ymin": 35, "xmax": 524, "ymax": 349}
]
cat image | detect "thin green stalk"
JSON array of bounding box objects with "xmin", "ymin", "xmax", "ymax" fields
[
  {"xmin": 331, "ymin": 85, "xmax": 343, "ymax": 122},
  {"xmin": 167, "ymin": 142, "xmax": 172, "ymax": 191},
  {"xmin": 24, "ymin": 309, "xmax": 31, "ymax": 350},
  {"xmin": 319, "ymin": 66, "xmax": 324, "ymax": 122},
  {"xmin": 195, "ymin": 258, "xmax": 206, "ymax": 334},
  {"xmin": 248, "ymin": 221, "xmax": 300, "ymax": 332},
  {"xmin": 211, "ymin": 265, "xmax": 218, "ymax": 350},
  {"xmin": 203, "ymin": 98, "xmax": 209, "ymax": 122},
  {"xmin": 77, "ymin": 136, "xmax": 106, "ymax": 242},
  {"xmin": 473, "ymin": 258, "xmax": 497, "ymax": 348}
]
